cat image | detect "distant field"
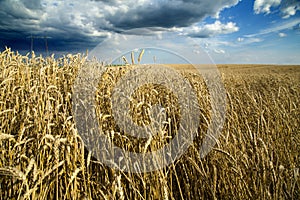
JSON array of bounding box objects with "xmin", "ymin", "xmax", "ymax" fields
[
  {"xmin": 169, "ymin": 63, "xmax": 300, "ymax": 74},
  {"xmin": 0, "ymin": 49, "xmax": 299, "ymax": 199}
]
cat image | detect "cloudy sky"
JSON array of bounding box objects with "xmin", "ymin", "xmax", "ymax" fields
[{"xmin": 0, "ymin": 0, "xmax": 299, "ymax": 64}]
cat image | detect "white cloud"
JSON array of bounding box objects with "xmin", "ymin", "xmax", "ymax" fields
[
  {"xmin": 254, "ymin": 0, "xmax": 300, "ymax": 18},
  {"xmin": 281, "ymin": 2, "xmax": 300, "ymax": 18},
  {"xmin": 245, "ymin": 18, "xmax": 300, "ymax": 37},
  {"xmin": 278, "ymin": 32, "xmax": 287, "ymax": 37},
  {"xmin": 245, "ymin": 37, "xmax": 264, "ymax": 43},
  {"xmin": 183, "ymin": 21, "xmax": 239, "ymax": 38},
  {"xmin": 213, "ymin": 49, "xmax": 226, "ymax": 54},
  {"xmin": 193, "ymin": 49, "xmax": 201, "ymax": 54},
  {"xmin": 234, "ymin": 37, "xmax": 264, "ymax": 45},
  {"xmin": 192, "ymin": 36, "xmax": 300, "ymax": 64},
  {"xmin": 235, "ymin": 37, "xmax": 263, "ymax": 45},
  {"xmin": 254, "ymin": 0, "xmax": 281, "ymax": 14}
]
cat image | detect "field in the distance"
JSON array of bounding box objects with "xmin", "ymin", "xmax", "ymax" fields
[
  {"xmin": 170, "ymin": 63, "xmax": 300, "ymax": 74},
  {"xmin": 0, "ymin": 49, "xmax": 299, "ymax": 199}
]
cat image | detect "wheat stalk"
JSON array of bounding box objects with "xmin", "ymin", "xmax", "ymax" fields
[{"xmin": 138, "ymin": 49, "xmax": 144, "ymax": 64}]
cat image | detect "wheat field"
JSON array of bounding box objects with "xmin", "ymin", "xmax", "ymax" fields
[{"xmin": 0, "ymin": 48, "xmax": 299, "ymax": 199}]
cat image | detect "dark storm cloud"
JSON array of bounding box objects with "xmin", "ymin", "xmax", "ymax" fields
[
  {"xmin": 106, "ymin": 0, "xmax": 240, "ymax": 29},
  {"xmin": 20, "ymin": 0, "xmax": 43, "ymax": 10},
  {"xmin": 0, "ymin": 0, "xmax": 42, "ymax": 38},
  {"xmin": 0, "ymin": 0, "xmax": 40, "ymax": 29},
  {"xmin": 0, "ymin": 0, "xmax": 108, "ymax": 52},
  {"xmin": 107, "ymin": 4, "xmax": 201, "ymax": 29},
  {"xmin": 0, "ymin": 0, "xmax": 240, "ymax": 53}
]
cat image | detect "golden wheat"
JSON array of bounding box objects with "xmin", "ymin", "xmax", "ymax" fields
[{"xmin": 0, "ymin": 48, "xmax": 299, "ymax": 199}]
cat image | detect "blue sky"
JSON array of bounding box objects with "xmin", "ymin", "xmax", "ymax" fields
[{"xmin": 0, "ymin": 0, "xmax": 299, "ymax": 64}]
